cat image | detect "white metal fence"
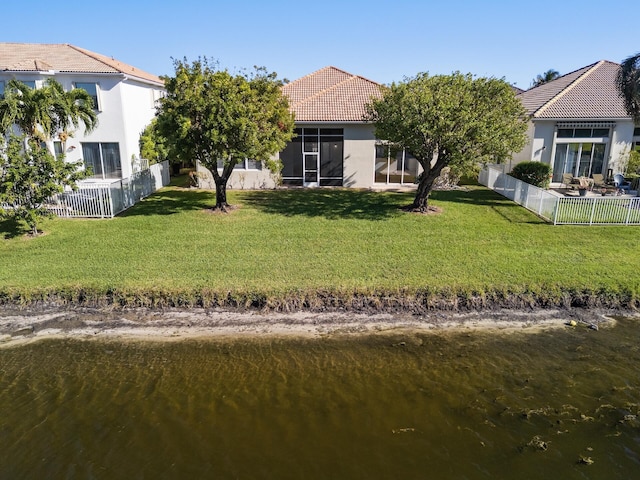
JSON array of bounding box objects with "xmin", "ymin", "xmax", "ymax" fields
[
  {"xmin": 479, "ymin": 164, "xmax": 640, "ymax": 225},
  {"xmin": 48, "ymin": 160, "xmax": 170, "ymax": 218}
]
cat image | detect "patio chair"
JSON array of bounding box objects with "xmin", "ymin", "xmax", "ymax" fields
[
  {"xmin": 591, "ymin": 173, "xmax": 605, "ymax": 187},
  {"xmin": 561, "ymin": 173, "xmax": 575, "ymax": 189},
  {"xmin": 613, "ymin": 173, "xmax": 631, "ymax": 194}
]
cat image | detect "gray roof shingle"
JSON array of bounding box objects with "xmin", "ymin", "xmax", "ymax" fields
[{"xmin": 518, "ymin": 60, "xmax": 629, "ymax": 119}]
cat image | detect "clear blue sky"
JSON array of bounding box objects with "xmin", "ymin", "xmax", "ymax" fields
[{"xmin": 4, "ymin": 0, "xmax": 638, "ymax": 89}]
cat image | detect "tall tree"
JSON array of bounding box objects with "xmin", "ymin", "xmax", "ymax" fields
[
  {"xmin": 156, "ymin": 58, "xmax": 295, "ymax": 211},
  {"xmin": 0, "ymin": 79, "xmax": 97, "ymax": 236},
  {"xmin": 0, "ymin": 79, "xmax": 97, "ymax": 144},
  {"xmin": 531, "ymin": 69, "xmax": 560, "ymax": 88},
  {"xmin": 616, "ymin": 52, "xmax": 640, "ymax": 123},
  {"xmin": 139, "ymin": 118, "xmax": 168, "ymax": 165},
  {"xmin": 366, "ymin": 72, "xmax": 528, "ymax": 212}
]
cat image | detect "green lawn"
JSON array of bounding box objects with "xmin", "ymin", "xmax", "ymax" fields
[{"xmin": 1, "ymin": 184, "xmax": 638, "ymax": 307}]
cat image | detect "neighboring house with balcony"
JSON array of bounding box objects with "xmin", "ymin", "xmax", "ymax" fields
[
  {"xmin": 512, "ymin": 60, "xmax": 640, "ymax": 183},
  {"xmin": 0, "ymin": 43, "xmax": 166, "ymax": 182},
  {"xmin": 197, "ymin": 66, "xmax": 423, "ymax": 190}
]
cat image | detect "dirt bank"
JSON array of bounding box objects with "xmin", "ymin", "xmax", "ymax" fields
[{"xmin": 0, "ymin": 306, "xmax": 632, "ymax": 347}]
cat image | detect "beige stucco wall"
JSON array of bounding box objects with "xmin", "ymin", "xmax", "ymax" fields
[
  {"xmin": 511, "ymin": 121, "xmax": 535, "ymax": 164},
  {"xmin": 511, "ymin": 120, "xmax": 554, "ymax": 166},
  {"xmin": 195, "ymin": 123, "xmax": 385, "ymax": 190},
  {"xmin": 196, "ymin": 163, "xmax": 277, "ymax": 190},
  {"xmin": 342, "ymin": 124, "xmax": 378, "ymax": 188}
]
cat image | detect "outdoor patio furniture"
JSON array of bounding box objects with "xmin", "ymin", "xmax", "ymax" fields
[
  {"xmin": 561, "ymin": 173, "xmax": 575, "ymax": 189},
  {"xmin": 591, "ymin": 173, "xmax": 605, "ymax": 187},
  {"xmin": 614, "ymin": 173, "xmax": 631, "ymax": 194},
  {"xmin": 577, "ymin": 177, "xmax": 594, "ymax": 189}
]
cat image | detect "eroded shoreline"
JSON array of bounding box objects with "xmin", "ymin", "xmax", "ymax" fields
[{"xmin": 0, "ymin": 306, "xmax": 632, "ymax": 348}]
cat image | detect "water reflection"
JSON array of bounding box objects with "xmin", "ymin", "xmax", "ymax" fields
[{"xmin": 1, "ymin": 318, "xmax": 639, "ymax": 479}]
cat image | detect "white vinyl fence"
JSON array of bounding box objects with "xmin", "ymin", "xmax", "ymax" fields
[
  {"xmin": 48, "ymin": 160, "xmax": 170, "ymax": 218},
  {"xmin": 479, "ymin": 164, "xmax": 640, "ymax": 226}
]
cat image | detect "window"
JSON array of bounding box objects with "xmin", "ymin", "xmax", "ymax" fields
[
  {"xmin": 280, "ymin": 128, "xmax": 344, "ymax": 186},
  {"xmin": 152, "ymin": 89, "xmax": 165, "ymax": 108},
  {"xmin": 375, "ymin": 144, "xmax": 419, "ymax": 185},
  {"xmin": 215, "ymin": 158, "xmax": 262, "ymax": 170},
  {"xmin": 557, "ymin": 127, "xmax": 609, "ymax": 138},
  {"xmin": 75, "ymin": 83, "xmax": 99, "ymax": 110},
  {"xmin": 18, "ymin": 80, "xmax": 36, "ymax": 89},
  {"xmin": 81, "ymin": 143, "xmax": 121, "ymax": 179},
  {"xmin": 0, "ymin": 81, "xmax": 4, "ymax": 99},
  {"xmin": 53, "ymin": 141, "xmax": 64, "ymax": 159}
]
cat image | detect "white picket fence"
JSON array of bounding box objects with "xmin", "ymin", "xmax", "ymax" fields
[
  {"xmin": 48, "ymin": 160, "xmax": 170, "ymax": 218},
  {"xmin": 479, "ymin": 164, "xmax": 640, "ymax": 226}
]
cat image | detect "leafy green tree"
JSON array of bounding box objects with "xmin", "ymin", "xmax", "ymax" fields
[
  {"xmin": 156, "ymin": 58, "xmax": 295, "ymax": 210},
  {"xmin": 531, "ymin": 69, "xmax": 560, "ymax": 88},
  {"xmin": 366, "ymin": 72, "xmax": 528, "ymax": 212},
  {"xmin": 0, "ymin": 79, "xmax": 98, "ymax": 236},
  {"xmin": 0, "ymin": 135, "xmax": 85, "ymax": 235},
  {"xmin": 616, "ymin": 53, "xmax": 640, "ymax": 123},
  {"xmin": 0, "ymin": 79, "xmax": 97, "ymax": 143},
  {"xmin": 139, "ymin": 118, "xmax": 168, "ymax": 165}
]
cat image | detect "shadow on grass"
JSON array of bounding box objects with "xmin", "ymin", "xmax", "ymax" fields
[
  {"xmin": 433, "ymin": 188, "xmax": 547, "ymax": 224},
  {"xmin": 117, "ymin": 184, "xmax": 545, "ymax": 224},
  {"xmin": 239, "ymin": 189, "xmax": 414, "ymax": 221},
  {"xmin": 0, "ymin": 217, "xmax": 29, "ymax": 239},
  {"xmin": 118, "ymin": 187, "xmax": 214, "ymax": 217}
]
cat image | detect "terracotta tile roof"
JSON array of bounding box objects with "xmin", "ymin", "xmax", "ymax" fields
[
  {"xmin": 282, "ymin": 66, "xmax": 382, "ymax": 122},
  {"xmin": 0, "ymin": 43, "xmax": 163, "ymax": 86},
  {"xmin": 518, "ymin": 60, "xmax": 629, "ymax": 119}
]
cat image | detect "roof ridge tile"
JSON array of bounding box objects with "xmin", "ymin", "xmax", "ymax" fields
[{"xmin": 536, "ymin": 61, "xmax": 604, "ymax": 117}]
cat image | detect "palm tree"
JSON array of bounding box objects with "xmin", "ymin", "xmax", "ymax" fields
[
  {"xmin": 616, "ymin": 53, "xmax": 640, "ymax": 123},
  {"xmin": 531, "ymin": 69, "xmax": 560, "ymax": 88},
  {"xmin": 0, "ymin": 78, "xmax": 97, "ymax": 145}
]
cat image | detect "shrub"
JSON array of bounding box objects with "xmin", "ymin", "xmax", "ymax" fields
[
  {"xmin": 510, "ymin": 161, "xmax": 552, "ymax": 188},
  {"xmin": 626, "ymin": 150, "xmax": 640, "ymax": 175}
]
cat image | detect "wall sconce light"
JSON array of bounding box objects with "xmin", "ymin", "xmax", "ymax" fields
[{"xmin": 67, "ymin": 145, "xmax": 76, "ymax": 152}]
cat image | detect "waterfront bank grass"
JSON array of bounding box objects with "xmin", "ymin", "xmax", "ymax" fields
[{"xmin": 0, "ymin": 185, "xmax": 638, "ymax": 309}]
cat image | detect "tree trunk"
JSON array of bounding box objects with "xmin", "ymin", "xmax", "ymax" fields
[
  {"xmin": 409, "ymin": 175, "xmax": 435, "ymax": 212},
  {"xmin": 407, "ymin": 152, "xmax": 450, "ymax": 213},
  {"xmin": 213, "ymin": 176, "xmax": 229, "ymax": 211},
  {"xmin": 209, "ymin": 157, "xmax": 237, "ymax": 212},
  {"xmin": 409, "ymin": 167, "xmax": 442, "ymax": 212}
]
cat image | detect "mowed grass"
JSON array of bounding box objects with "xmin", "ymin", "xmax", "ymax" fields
[{"xmin": 0, "ymin": 184, "xmax": 638, "ymax": 301}]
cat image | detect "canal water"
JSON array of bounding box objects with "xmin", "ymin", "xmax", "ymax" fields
[{"xmin": 1, "ymin": 317, "xmax": 639, "ymax": 479}]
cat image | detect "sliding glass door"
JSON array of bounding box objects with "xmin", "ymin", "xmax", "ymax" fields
[{"xmin": 552, "ymin": 143, "xmax": 606, "ymax": 182}]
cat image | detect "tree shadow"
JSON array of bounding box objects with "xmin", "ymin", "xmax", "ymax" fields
[
  {"xmin": 115, "ymin": 184, "xmax": 545, "ymax": 225},
  {"xmin": 240, "ymin": 189, "xmax": 413, "ymax": 221},
  {"xmin": 432, "ymin": 189, "xmax": 547, "ymax": 224},
  {"xmin": 0, "ymin": 217, "xmax": 29, "ymax": 239},
  {"xmin": 118, "ymin": 187, "xmax": 214, "ymax": 217}
]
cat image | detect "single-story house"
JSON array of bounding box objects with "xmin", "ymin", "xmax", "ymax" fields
[
  {"xmin": 512, "ymin": 60, "xmax": 640, "ymax": 183},
  {"xmin": 0, "ymin": 43, "xmax": 166, "ymax": 182},
  {"xmin": 197, "ymin": 66, "xmax": 422, "ymax": 190}
]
